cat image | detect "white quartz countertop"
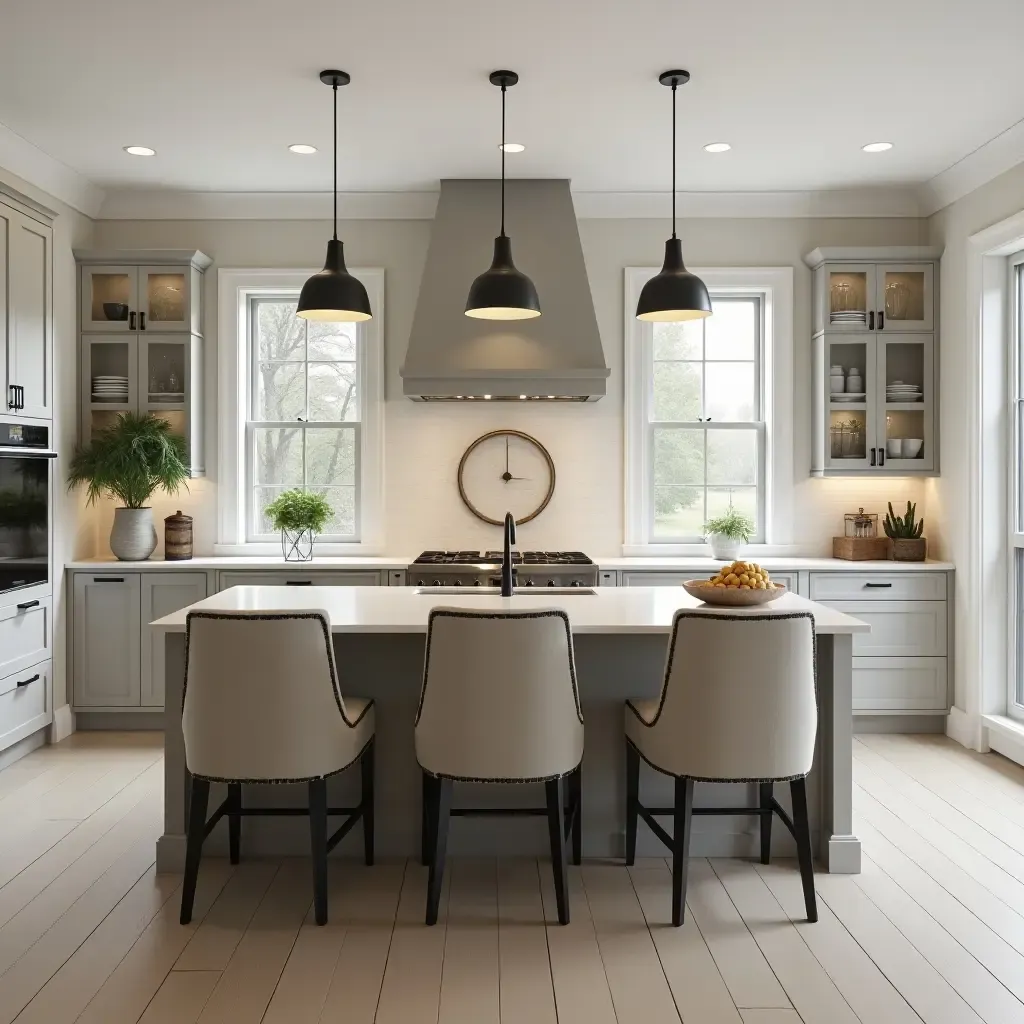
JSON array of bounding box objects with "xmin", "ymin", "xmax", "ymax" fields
[
  {"xmin": 599, "ymin": 556, "xmax": 953, "ymax": 571},
  {"xmin": 150, "ymin": 585, "xmax": 870, "ymax": 635},
  {"xmin": 65, "ymin": 555, "xmax": 414, "ymax": 570}
]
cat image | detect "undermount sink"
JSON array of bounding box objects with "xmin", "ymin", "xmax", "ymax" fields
[{"xmin": 413, "ymin": 586, "xmax": 597, "ymax": 596}]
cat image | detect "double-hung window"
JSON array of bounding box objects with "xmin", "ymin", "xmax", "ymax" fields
[
  {"xmin": 1010, "ymin": 250, "xmax": 1024, "ymax": 721},
  {"xmin": 217, "ymin": 269, "xmax": 384, "ymax": 552},
  {"xmin": 624, "ymin": 267, "xmax": 793, "ymax": 552}
]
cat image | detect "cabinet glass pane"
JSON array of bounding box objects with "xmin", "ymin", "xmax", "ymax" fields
[
  {"xmin": 882, "ymin": 270, "xmax": 926, "ymax": 324},
  {"xmin": 89, "ymin": 274, "xmax": 132, "ymax": 324},
  {"xmin": 88, "ymin": 343, "xmax": 131, "ymax": 403},
  {"xmin": 882, "ymin": 342, "xmax": 925, "ymax": 396},
  {"xmin": 89, "ymin": 409, "xmax": 126, "ymax": 439},
  {"xmin": 884, "ymin": 410, "xmax": 926, "ymax": 461},
  {"xmin": 145, "ymin": 272, "xmax": 187, "ymax": 325},
  {"xmin": 828, "ymin": 342, "xmax": 868, "ymax": 402},
  {"xmin": 828, "ymin": 271, "xmax": 869, "ymax": 323},
  {"xmin": 153, "ymin": 409, "xmax": 187, "ymax": 439},
  {"xmin": 145, "ymin": 343, "xmax": 186, "ymax": 403},
  {"xmin": 829, "ymin": 410, "xmax": 867, "ymax": 460}
]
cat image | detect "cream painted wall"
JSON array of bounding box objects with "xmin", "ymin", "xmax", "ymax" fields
[
  {"xmin": 928, "ymin": 161, "xmax": 1024, "ymax": 715},
  {"xmin": 87, "ymin": 214, "xmax": 931, "ymax": 557},
  {"xmin": 0, "ymin": 164, "xmax": 94, "ymax": 712}
]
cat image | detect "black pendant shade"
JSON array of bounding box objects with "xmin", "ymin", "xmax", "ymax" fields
[
  {"xmin": 465, "ymin": 70, "xmax": 541, "ymax": 321},
  {"xmin": 297, "ymin": 70, "xmax": 373, "ymax": 323},
  {"xmin": 636, "ymin": 70, "xmax": 711, "ymax": 323}
]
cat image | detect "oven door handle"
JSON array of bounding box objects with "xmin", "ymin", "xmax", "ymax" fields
[{"xmin": 0, "ymin": 447, "xmax": 58, "ymax": 459}]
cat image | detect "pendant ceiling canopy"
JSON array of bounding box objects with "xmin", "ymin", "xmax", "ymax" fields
[
  {"xmin": 636, "ymin": 70, "xmax": 712, "ymax": 323},
  {"xmin": 465, "ymin": 71, "xmax": 541, "ymax": 321},
  {"xmin": 297, "ymin": 69, "xmax": 372, "ymax": 323}
]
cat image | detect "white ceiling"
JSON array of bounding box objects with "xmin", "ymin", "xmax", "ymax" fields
[{"xmin": 2, "ymin": 0, "xmax": 1023, "ymax": 203}]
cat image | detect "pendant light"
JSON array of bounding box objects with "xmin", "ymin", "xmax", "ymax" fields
[
  {"xmin": 636, "ymin": 70, "xmax": 712, "ymax": 323},
  {"xmin": 297, "ymin": 70, "xmax": 372, "ymax": 323},
  {"xmin": 465, "ymin": 71, "xmax": 541, "ymax": 321}
]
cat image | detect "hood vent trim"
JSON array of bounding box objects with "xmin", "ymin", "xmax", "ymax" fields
[{"xmin": 401, "ymin": 179, "xmax": 609, "ymax": 402}]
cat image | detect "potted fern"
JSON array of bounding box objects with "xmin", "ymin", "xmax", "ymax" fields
[
  {"xmin": 704, "ymin": 504, "xmax": 755, "ymax": 561},
  {"xmin": 264, "ymin": 489, "xmax": 334, "ymax": 562},
  {"xmin": 68, "ymin": 412, "xmax": 189, "ymax": 561},
  {"xmin": 884, "ymin": 501, "xmax": 926, "ymax": 561}
]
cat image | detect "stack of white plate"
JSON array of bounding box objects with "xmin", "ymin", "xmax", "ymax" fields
[
  {"xmin": 92, "ymin": 375, "xmax": 129, "ymax": 401},
  {"xmin": 886, "ymin": 381, "xmax": 923, "ymax": 403},
  {"xmin": 830, "ymin": 310, "xmax": 867, "ymax": 325},
  {"xmin": 831, "ymin": 391, "xmax": 866, "ymax": 402}
]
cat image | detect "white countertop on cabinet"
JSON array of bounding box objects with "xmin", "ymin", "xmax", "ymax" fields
[
  {"xmin": 65, "ymin": 555, "xmax": 414, "ymax": 570},
  {"xmin": 601, "ymin": 557, "xmax": 954, "ymax": 571},
  {"xmin": 150, "ymin": 585, "xmax": 870, "ymax": 635}
]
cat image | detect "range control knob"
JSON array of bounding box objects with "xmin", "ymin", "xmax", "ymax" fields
[
  {"xmin": 432, "ymin": 579, "xmax": 442, "ymax": 586},
  {"xmin": 547, "ymin": 579, "xmax": 556, "ymax": 587},
  {"xmin": 453, "ymin": 580, "xmax": 462, "ymax": 586},
  {"xmin": 570, "ymin": 580, "xmax": 581, "ymax": 587},
  {"xmin": 417, "ymin": 580, "xmax": 425, "ymax": 586},
  {"xmin": 473, "ymin": 579, "xmax": 482, "ymax": 586},
  {"xmin": 525, "ymin": 579, "xmax": 535, "ymax": 587}
]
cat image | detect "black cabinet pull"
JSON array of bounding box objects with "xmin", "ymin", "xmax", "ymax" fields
[
  {"xmin": 16, "ymin": 600, "xmax": 40, "ymax": 611},
  {"xmin": 878, "ymin": 311, "xmax": 885, "ymax": 330},
  {"xmin": 16, "ymin": 674, "xmax": 39, "ymax": 688},
  {"xmin": 868, "ymin": 311, "xmax": 875, "ymax": 330},
  {"xmin": 864, "ymin": 582, "xmax": 893, "ymax": 588},
  {"xmin": 10, "ymin": 384, "xmax": 25, "ymax": 410},
  {"xmin": 879, "ymin": 448, "xmax": 886, "ymax": 467},
  {"xmin": 870, "ymin": 448, "xmax": 877, "ymax": 466},
  {"xmin": 95, "ymin": 576, "xmax": 125, "ymax": 583},
  {"xmin": 286, "ymin": 580, "xmax": 313, "ymax": 586},
  {"xmin": 139, "ymin": 311, "xmax": 147, "ymax": 331},
  {"xmin": 129, "ymin": 311, "xmax": 137, "ymax": 330}
]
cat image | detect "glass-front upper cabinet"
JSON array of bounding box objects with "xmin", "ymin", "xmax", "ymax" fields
[
  {"xmin": 139, "ymin": 266, "xmax": 192, "ymax": 332},
  {"xmin": 877, "ymin": 264, "xmax": 934, "ymax": 332},
  {"xmin": 876, "ymin": 334, "xmax": 935, "ymax": 473},
  {"xmin": 821, "ymin": 336, "xmax": 878, "ymax": 472},
  {"xmin": 81, "ymin": 266, "xmax": 139, "ymax": 332},
  {"xmin": 81, "ymin": 337, "xmax": 138, "ymax": 440},
  {"xmin": 822, "ymin": 265, "xmax": 877, "ymax": 333}
]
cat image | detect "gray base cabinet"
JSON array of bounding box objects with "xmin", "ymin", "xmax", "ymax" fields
[
  {"xmin": 73, "ymin": 574, "xmax": 141, "ymax": 708},
  {"xmin": 140, "ymin": 573, "xmax": 207, "ymax": 707}
]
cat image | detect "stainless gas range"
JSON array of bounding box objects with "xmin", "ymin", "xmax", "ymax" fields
[{"xmin": 408, "ymin": 550, "xmax": 598, "ymax": 589}]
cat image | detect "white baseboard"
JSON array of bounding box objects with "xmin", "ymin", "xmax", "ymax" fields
[
  {"xmin": 50, "ymin": 704, "xmax": 75, "ymax": 744},
  {"xmin": 946, "ymin": 706, "xmax": 986, "ymax": 751}
]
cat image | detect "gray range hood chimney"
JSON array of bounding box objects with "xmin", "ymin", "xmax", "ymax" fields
[{"xmin": 401, "ymin": 179, "xmax": 609, "ymax": 401}]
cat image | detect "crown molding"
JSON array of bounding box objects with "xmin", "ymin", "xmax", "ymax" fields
[
  {"xmin": 0, "ymin": 121, "xmax": 104, "ymax": 218},
  {"xmin": 919, "ymin": 116, "xmax": 1024, "ymax": 216},
  {"xmin": 97, "ymin": 185, "xmax": 924, "ymax": 221}
]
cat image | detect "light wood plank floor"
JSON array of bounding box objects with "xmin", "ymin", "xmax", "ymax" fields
[{"xmin": 2, "ymin": 731, "xmax": 1024, "ymax": 1022}]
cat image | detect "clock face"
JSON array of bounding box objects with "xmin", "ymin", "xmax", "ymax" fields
[{"xmin": 458, "ymin": 430, "xmax": 556, "ymax": 526}]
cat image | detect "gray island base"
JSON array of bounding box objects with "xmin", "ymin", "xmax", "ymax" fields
[{"xmin": 152, "ymin": 587, "xmax": 867, "ymax": 874}]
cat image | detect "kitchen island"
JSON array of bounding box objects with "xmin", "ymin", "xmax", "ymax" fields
[{"xmin": 151, "ymin": 586, "xmax": 869, "ymax": 873}]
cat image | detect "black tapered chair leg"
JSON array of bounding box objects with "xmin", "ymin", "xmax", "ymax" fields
[
  {"xmin": 227, "ymin": 783, "xmax": 241, "ymax": 865},
  {"xmin": 569, "ymin": 765, "xmax": 582, "ymax": 866},
  {"xmin": 426, "ymin": 778, "xmax": 452, "ymax": 925},
  {"xmin": 546, "ymin": 777, "xmax": 570, "ymax": 925},
  {"xmin": 672, "ymin": 777, "xmax": 694, "ymax": 927},
  {"xmin": 625, "ymin": 742, "xmax": 640, "ymax": 866},
  {"xmin": 309, "ymin": 778, "xmax": 329, "ymax": 926},
  {"xmin": 360, "ymin": 740, "xmax": 375, "ymax": 866},
  {"xmin": 180, "ymin": 777, "xmax": 210, "ymax": 925},
  {"xmin": 421, "ymin": 770, "xmax": 433, "ymax": 866},
  {"xmin": 790, "ymin": 777, "xmax": 818, "ymax": 923},
  {"xmin": 759, "ymin": 782, "xmax": 773, "ymax": 866}
]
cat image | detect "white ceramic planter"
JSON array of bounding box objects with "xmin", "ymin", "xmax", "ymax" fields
[
  {"xmin": 109, "ymin": 507, "xmax": 158, "ymax": 561},
  {"xmin": 708, "ymin": 534, "xmax": 743, "ymax": 561}
]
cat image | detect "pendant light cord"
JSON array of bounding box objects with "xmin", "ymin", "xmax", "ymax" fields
[
  {"xmin": 332, "ymin": 78, "xmax": 339, "ymax": 241},
  {"xmin": 671, "ymin": 79, "xmax": 677, "ymax": 240},
  {"xmin": 500, "ymin": 81, "xmax": 507, "ymax": 237}
]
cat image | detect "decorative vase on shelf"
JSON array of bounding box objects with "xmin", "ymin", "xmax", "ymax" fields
[
  {"xmin": 281, "ymin": 527, "xmax": 316, "ymax": 562},
  {"xmin": 891, "ymin": 537, "xmax": 926, "ymax": 562},
  {"xmin": 708, "ymin": 534, "xmax": 743, "ymax": 561},
  {"xmin": 109, "ymin": 507, "xmax": 158, "ymax": 561}
]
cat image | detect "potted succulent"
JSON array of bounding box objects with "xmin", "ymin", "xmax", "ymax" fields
[
  {"xmin": 884, "ymin": 501, "xmax": 926, "ymax": 561},
  {"xmin": 68, "ymin": 412, "xmax": 189, "ymax": 561},
  {"xmin": 264, "ymin": 489, "xmax": 334, "ymax": 562},
  {"xmin": 704, "ymin": 504, "xmax": 755, "ymax": 561}
]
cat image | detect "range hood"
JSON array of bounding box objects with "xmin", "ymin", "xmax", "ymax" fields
[{"xmin": 401, "ymin": 179, "xmax": 609, "ymax": 401}]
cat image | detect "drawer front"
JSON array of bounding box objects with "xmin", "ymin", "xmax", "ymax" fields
[
  {"xmin": 810, "ymin": 572, "xmax": 946, "ymax": 602},
  {"xmin": 620, "ymin": 571, "xmax": 693, "ymax": 587},
  {"xmin": 0, "ymin": 661, "xmax": 50, "ymax": 748},
  {"xmin": 218, "ymin": 571, "xmax": 383, "ymax": 590},
  {"xmin": 0, "ymin": 597, "xmax": 52, "ymax": 680},
  {"xmin": 853, "ymin": 657, "xmax": 947, "ymax": 711},
  {"xmin": 823, "ymin": 601, "xmax": 946, "ymax": 657}
]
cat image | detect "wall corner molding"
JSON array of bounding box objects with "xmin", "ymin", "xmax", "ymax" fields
[{"xmin": 50, "ymin": 704, "xmax": 75, "ymax": 743}]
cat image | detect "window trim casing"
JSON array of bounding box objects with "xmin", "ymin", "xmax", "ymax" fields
[
  {"xmin": 216, "ymin": 268, "xmax": 385, "ymax": 554},
  {"xmin": 1008, "ymin": 250, "xmax": 1024, "ymax": 723},
  {"xmin": 624, "ymin": 266, "xmax": 794, "ymax": 555}
]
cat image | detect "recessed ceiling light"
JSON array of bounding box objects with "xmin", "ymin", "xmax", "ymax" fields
[
  {"xmin": 499, "ymin": 142, "xmax": 525, "ymax": 153},
  {"xmin": 289, "ymin": 144, "xmax": 317, "ymax": 154},
  {"xmin": 123, "ymin": 146, "xmax": 155, "ymax": 157},
  {"xmin": 703, "ymin": 142, "xmax": 731, "ymax": 153},
  {"xmin": 862, "ymin": 142, "xmax": 893, "ymax": 153}
]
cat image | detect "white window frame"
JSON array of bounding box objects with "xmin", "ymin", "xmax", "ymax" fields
[
  {"xmin": 216, "ymin": 268, "xmax": 385, "ymax": 554},
  {"xmin": 624, "ymin": 266, "xmax": 794, "ymax": 555},
  {"xmin": 1009, "ymin": 250, "xmax": 1024, "ymax": 723}
]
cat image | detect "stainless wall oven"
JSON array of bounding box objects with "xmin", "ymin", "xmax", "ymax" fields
[{"xmin": 0, "ymin": 422, "xmax": 56, "ymax": 596}]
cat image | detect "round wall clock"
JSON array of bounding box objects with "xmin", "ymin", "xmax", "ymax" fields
[{"xmin": 457, "ymin": 429, "xmax": 556, "ymax": 526}]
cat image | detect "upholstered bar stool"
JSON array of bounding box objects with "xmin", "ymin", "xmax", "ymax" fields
[
  {"xmin": 624, "ymin": 610, "xmax": 818, "ymax": 927},
  {"xmin": 180, "ymin": 610, "xmax": 375, "ymax": 927},
  {"xmin": 416, "ymin": 608, "xmax": 584, "ymax": 926}
]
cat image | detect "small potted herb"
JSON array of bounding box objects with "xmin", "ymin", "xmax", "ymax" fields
[
  {"xmin": 264, "ymin": 489, "xmax": 334, "ymax": 562},
  {"xmin": 68, "ymin": 412, "xmax": 189, "ymax": 561},
  {"xmin": 704, "ymin": 504, "xmax": 755, "ymax": 561},
  {"xmin": 883, "ymin": 501, "xmax": 926, "ymax": 561}
]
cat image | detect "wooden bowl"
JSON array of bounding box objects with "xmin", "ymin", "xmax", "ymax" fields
[{"xmin": 682, "ymin": 580, "xmax": 788, "ymax": 607}]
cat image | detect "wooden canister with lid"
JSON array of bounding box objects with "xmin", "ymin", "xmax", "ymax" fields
[{"xmin": 164, "ymin": 510, "xmax": 193, "ymax": 560}]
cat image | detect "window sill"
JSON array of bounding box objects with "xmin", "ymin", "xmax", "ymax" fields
[
  {"xmin": 214, "ymin": 542, "xmax": 383, "ymax": 557},
  {"xmin": 622, "ymin": 543, "xmax": 804, "ymax": 558},
  {"xmin": 982, "ymin": 715, "xmax": 1024, "ymax": 768}
]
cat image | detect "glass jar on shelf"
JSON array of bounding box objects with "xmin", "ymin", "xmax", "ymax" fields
[{"xmin": 844, "ymin": 508, "xmax": 878, "ymax": 539}]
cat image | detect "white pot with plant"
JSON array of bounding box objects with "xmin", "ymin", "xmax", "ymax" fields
[
  {"xmin": 704, "ymin": 505, "xmax": 755, "ymax": 562},
  {"xmin": 68, "ymin": 412, "xmax": 189, "ymax": 561},
  {"xmin": 264, "ymin": 489, "xmax": 334, "ymax": 562}
]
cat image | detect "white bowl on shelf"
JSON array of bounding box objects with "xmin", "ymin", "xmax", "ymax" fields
[{"xmin": 902, "ymin": 438, "xmax": 924, "ymax": 458}]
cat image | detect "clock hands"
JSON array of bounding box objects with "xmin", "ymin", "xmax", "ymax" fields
[{"xmin": 502, "ymin": 436, "xmax": 529, "ymax": 481}]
